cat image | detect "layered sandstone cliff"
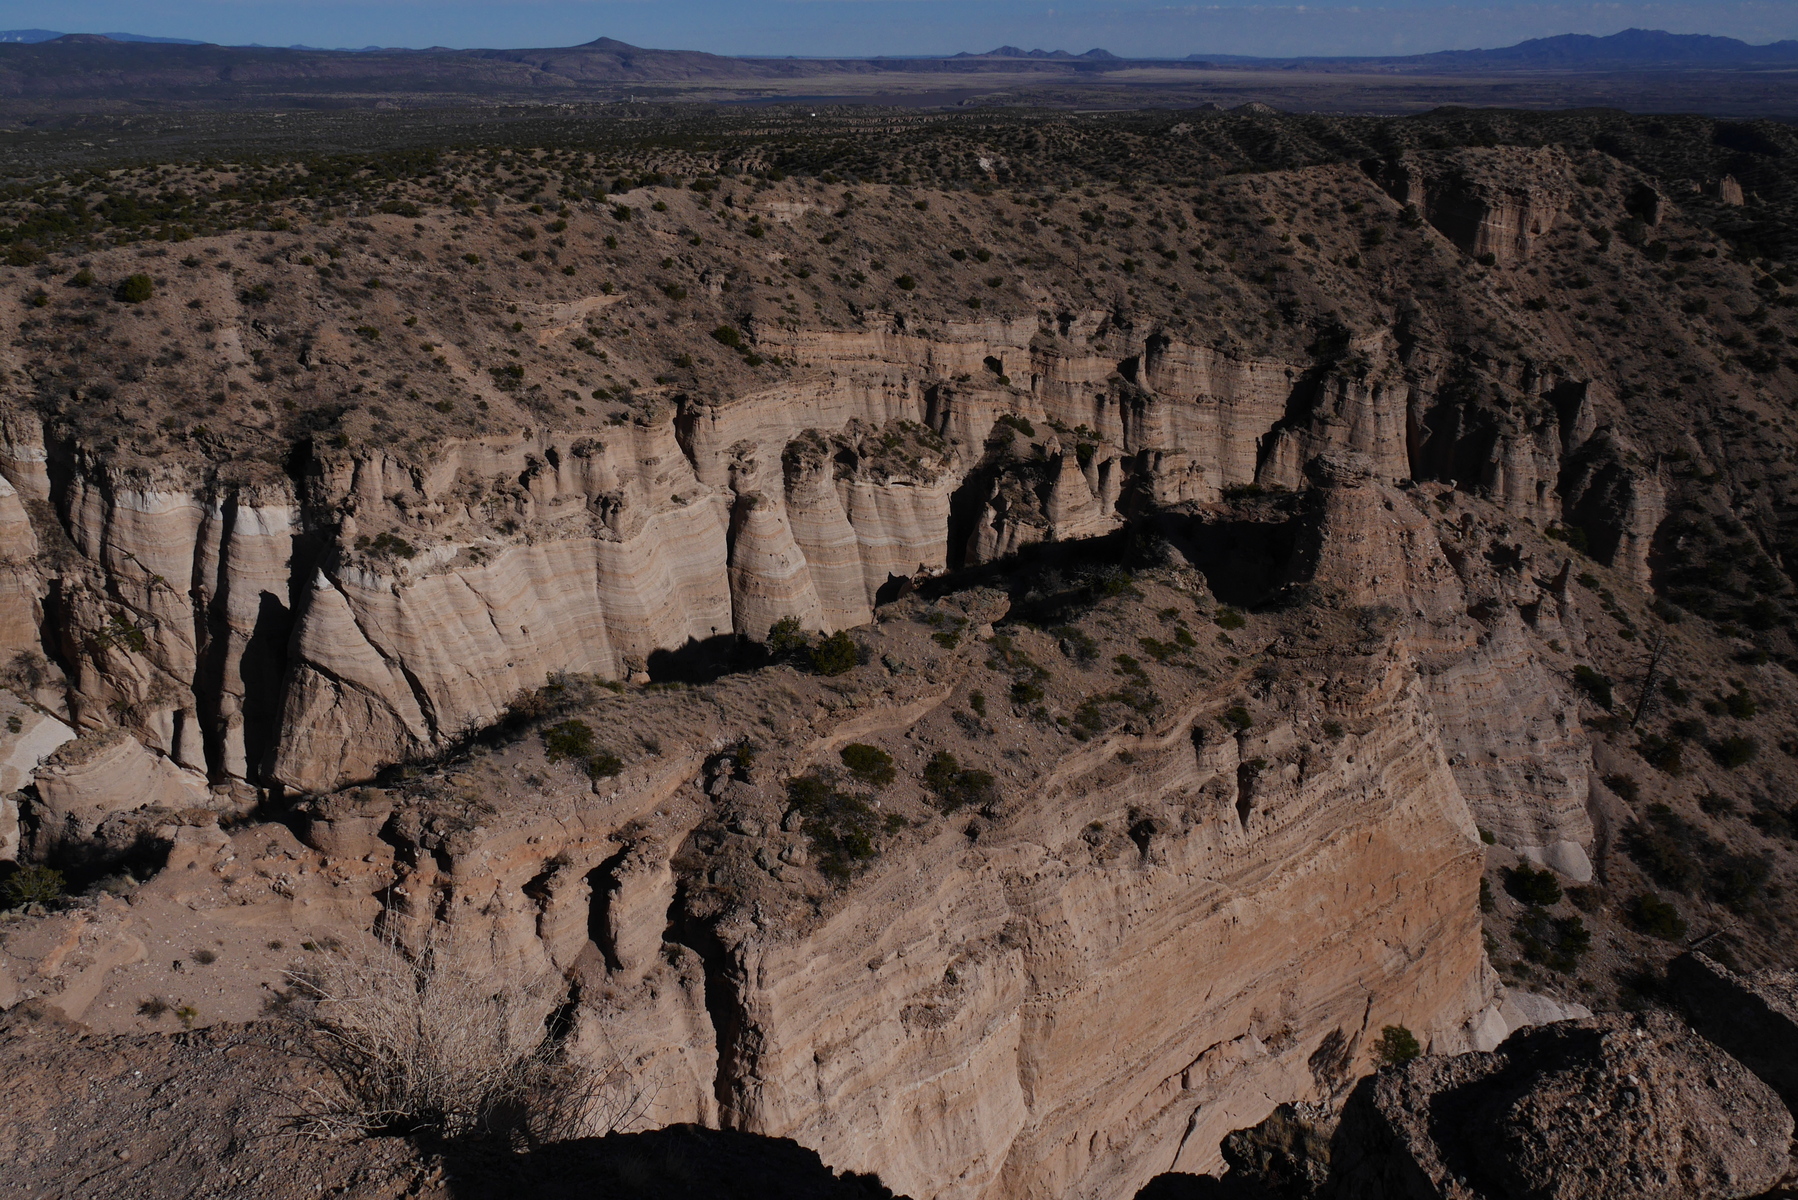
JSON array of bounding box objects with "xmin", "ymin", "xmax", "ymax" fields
[{"xmin": 0, "ymin": 293, "xmax": 1649, "ymax": 798}]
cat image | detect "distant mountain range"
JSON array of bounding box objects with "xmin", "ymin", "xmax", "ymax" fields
[
  {"xmin": 0, "ymin": 27, "xmax": 1792, "ymax": 115},
  {"xmin": 957, "ymin": 46, "xmax": 1119, "ymax": 60},
  {"xmin": 0, "ymin": 29, "xmax": 205, "ymax": 45},
  {"xmin": 1185, "ymin": 28, "xmax": 1798, "ymax": 68}
]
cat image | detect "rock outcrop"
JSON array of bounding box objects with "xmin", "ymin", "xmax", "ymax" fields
[
  {"xmin": 1370, "ymin": 148, "xmax": 1572, "ymax": 266},
  {"xmin": 1669, "ymin": 950, "xmax": 1798, "ymax": 1110},
  {"xmin": 1328, "ymin": 1011, "xmax": 1792, "ymax": 1200},
  {"xmin": 30, "ymin": 726, "xmax": 210, "ymax": 850}
]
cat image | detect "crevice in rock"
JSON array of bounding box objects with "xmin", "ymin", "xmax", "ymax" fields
[
  {"xmin": 584, "ymin": 844, "xmax": 632, "ymax": 972},
  {"xmin": 664, "ymin": 882, "xmax": 746, "ymax": 1126}
]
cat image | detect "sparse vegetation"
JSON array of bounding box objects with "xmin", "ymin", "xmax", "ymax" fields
[
  {"xmin": 839, "ymin": 742, "xmax": 896, "ymax": 787},
  {"xmin": 921, "ymin": 750, "xmax": 997, "ymax": 812},
  {"xmin": 288, "ymin": 937, "xmax": 633, "ymax": 1140},
  {"xmin": 786, "ymin": 773, "xmax": 883, "ymax": 879},
  {"xmin": 811, "ymin": 630, "xmax": 860, "ymax": 676},
  {"xmin": 1, "ymin": 864, "xmax": 64, "ymax": 909},
  {"xmin": 1374, "ymin": 1024, "xmax": 1421, "ymax": 1066},
  {"xmin": 1629, "ymin": 892, "xmax": 1689, "ymax": 940}
]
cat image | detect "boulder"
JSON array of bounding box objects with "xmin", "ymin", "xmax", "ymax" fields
[
  {"xmin": 30, "ymin": 728, "xmax": 210, "ymax": 848},
  {"xmin": 295, "ymin": 787, "xmax": 396, "ymax": 860},
  {"xmin": 1330, "ymin": 1011, "xmax": 1791, "ymax": 1199},
  {"xmin": 1669, "ymin": 950, "xmax": 1798, "ymax": 1110}
]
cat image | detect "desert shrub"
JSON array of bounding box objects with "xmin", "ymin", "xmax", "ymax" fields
[
  {"xmin": 786, "ymin": 774, "xmax": 881, "ymax": 878},
  {"xmin": 1514, "ymin": 908, "xmax": 1590, "ymax": 972},
  {"xmin": 1479, "ymin": 877, "xmax": 1495, "ymax": 912},
  {"xmin": 1712, "ymin": 735, "xmax": 1757, "ymax": 768},
  {"xmin": 1602, "ymin": 773, "xmax": 1640, "ymax": 802},
  {"xmin": 968, "ymin": 691, "xmax": 987, "ymax": 716},
  {"xmin": 811, "ymin": 630, "xmax": 860, "ymax": 676},
  {"xmin": 839, "ymin": 743, "xmax": 896, "ymax": 787},
  {"xmin": 1, "ymin": 863, "xmax": 63, "ymax": 909},
  {"xmin": 115, "ymin": 273, "xmax": 153, "ymax": 303},
  {"xmin": 1629, "ymin": 892, "xmax": 1688, "ymax": 940},
  {"xmin": 1052, "ymin": 625, "xmax": 1099, "ymax": 664},
  {"xmin": 1572, "ymin": 665, "xmax": 1613, "ymax": 709},
  {"xmin": 921, "ymin": 750, "xmax": 997, "ymax": 812},
  {"xmin": 1215, "ymin": 607, "xmax": 1246, "ymax": 630},
  {"xmin": 1626, "ymin": 805, "xmax": 1706, "ymax": 892},
  {"xmin": 1374, "ymin": 1025, "xmax": 1421, "ymax": 1066},
  {"xmin": 1222, "ymin": 705, "xmax": 1252, "ymax": 731},
  {"xmin": 1567, "ymin": 886, "xmax": 1604, "ymax": 913},
  {"xmin": 1504, "ymin": 864, "xmax": 1563, "ymax": 906},
  {"xmin": 1724, "ymin": 687, "xmax": 1758, "ymax": 720},
  {"xmin": 289, "ymin": 938, "xmax": 633, "ymax": 1140},
  {"xmin": 541, "ymin": 719, "xmax": 623, "ymax": 779},
  {"xmin": 542, "ymin": 719, "xmax": 596, "ymax": 761},
  {"xmin": 1709, "ymin": 854, "xmax": 1772, "ymax": 911},
  {"xmin": 1635, "ymin": 734, "xmax": 1683, "ymax": 776},
  {"xmin": 765, "ymin": 615, "xmax": 809, "ymax": 657}
]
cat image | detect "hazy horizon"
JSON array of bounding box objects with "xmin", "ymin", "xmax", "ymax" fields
[{"xmin": 7, "ymin": 0, "xmax": 1798, "ymax": 60}]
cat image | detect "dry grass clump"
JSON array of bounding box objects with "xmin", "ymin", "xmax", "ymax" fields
[{"xmin": 288, "ymin": 936, "xmax": 637, "ymax": 1143}]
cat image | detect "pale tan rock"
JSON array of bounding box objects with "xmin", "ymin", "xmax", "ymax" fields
[
  {"xmin": 0, "ymin": 692, "xmax": 75, "ymax": 796},
  {"xmin": 1374, "ymin": 147, "xmax": 1572, "ymax": 266},
  {"xmin": 32, "ymin": 727, "xmax": 210, "ymax": 844}
]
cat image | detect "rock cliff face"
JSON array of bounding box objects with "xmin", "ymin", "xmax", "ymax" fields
[
  {"xmin": 1370, "ymin": 149, "xmax": 1572, "ymax": 267},
  {"xmin": 333, "ymin": 576, "xmax": 1497, "ymax": 1199},
  {"xmin": 1328, "ymin": 1011, "xmax": 1792, "ymax": 1200},
  {"xmin": 0, "ymin": 290, "xmax": 1646, "ymax": 794}
]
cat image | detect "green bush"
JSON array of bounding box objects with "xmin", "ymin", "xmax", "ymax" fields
[
  {"xmin": 922, "ymin": 750, "xmax": 998, "ymax": 812},
  {"xmin": 1629, "ymin": 892, "xmax": 1688, "ymax": 940},
  {"xmin": 1514, "ymin": 908, "xmax": 1591, "ymax": 971},
  {"xmin": 1504, "ymin": 864, "xmax": 1563, "ymax": 906},
  {"xmin": 766, "ymin": 615, "xmax": 809, "ymax": 656},
  {"xmin": 1602, "ymin": 773, "xmax": 1639, "ymax": 802},
  {"xmin": 1375, "ymin": 1025, "xmax": 1421, "ymax": 1067},
  {"xmin": 2, "ymin": 863, "xmax": 63, "ymax": 909},
  {"xmin": 541, "ymin": 719, "xmax": 595, "ymax": 761},
  {"xmin": 1626, "ymin": 804, "xmax": 1706, "ymax": 892},
  {"xmin": 1222, "ymin": 705, "xmax": 1252, "ymax": 731},
  {"xmin": 542, "ymin": 719, "xmax": 622, "ymax": 779},
  {"xmin": 1572, "ymin": 665, "xmax": 1613, "ymax": 710},
  {"xmin": 1010, "ymin": 680, "xmax": 1045, "ymax": 705},
  {"xmin": 839, "ymin": 743, "xmax": 896, "ymax": 787},
  {"xmin": 786, "ymin": 774, "xmax": 881, "ymax": 880},
  {"xmin": 585, "ymin": 753, "xmax": 624, "ymax": 780},
  {"xmin": 115, "ymin": 273, "xmax": 154, "ymax": 303},
  {"xmin": 811, "ymin": 631, "xmax": 860, "ymax": 676},
  {"xmin": 1712, "ymin": 735, "xmax": 1757, "ymax": 769},
  {"xmin": 1215, "ymin": 607, "xmax": 1246, "ymax": 630}
]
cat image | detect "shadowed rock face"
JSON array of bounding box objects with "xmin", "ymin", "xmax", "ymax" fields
[
  {"xmin": 1668, "ymin": 951, "xmax": 1798, "ymax": 1110},
  {"xmin": 0, "ymin": 298, "xmax": 1645, "ymax": 795},
  {"xmin": 1328, "ymin": 1011, "xmax": 1792, "ymax": 1200},
  {"xmin": 1370, "ymin": 149, "xmax": 1572, "ymax": 267}
]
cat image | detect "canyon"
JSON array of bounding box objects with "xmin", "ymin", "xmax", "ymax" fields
[{"xmin": 1, "ymin": 106, "xmax": 1797, "ymax": 1198}]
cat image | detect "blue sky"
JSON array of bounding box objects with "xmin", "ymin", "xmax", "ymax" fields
[{"xmin": 8, "ymin": 0, "xmax": 1798, "ymax": 57}]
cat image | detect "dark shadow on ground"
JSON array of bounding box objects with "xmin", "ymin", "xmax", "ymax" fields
[
  {"xmin": 439, "ymin": 1125, "xmax": 908, "ymax": 1199},
  {"xmin": 1135, "ymin": 1172, "xmax": 1274, "ymax": 1199},
  {"xmin": 646, "ymin": 634, "xmax": 770, "ymax": 684}
]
